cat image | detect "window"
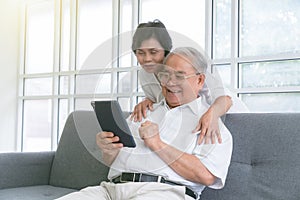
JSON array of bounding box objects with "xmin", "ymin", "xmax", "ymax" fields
[
  {"xmin": 213, "ymin": 0, "xmax": 300, "ymax": 112},
  {"xmin": 240, "ymin": 0, "xmax": 300, "ymax": 57},
  {"xmin": 77, "ymin": 0, "xmax": 113, "ymax": 69},
  {"xmin": 140, "ymin": 0, "xmax": 205, "ymax": 48},
  {"xmin": 20, "ymin": 0, "xmax": 56, "ymax": 151},
  {"xmin": 19, "ymin": 0, "xmax": 300, "ymax": 151},
  {"xmin": 25, "ymin": 1, "xmax": 55, "ymax": 74}
]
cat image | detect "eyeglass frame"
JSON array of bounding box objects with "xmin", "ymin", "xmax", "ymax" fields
[{"xmin": 157, "ymin": 70, "xmax": 202, "ymax": 85}]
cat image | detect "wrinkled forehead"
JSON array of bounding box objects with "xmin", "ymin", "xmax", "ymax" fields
[
  {"xmin": 156, "ymin": 64, "xmax": 194, "ymax": 74},
  {"xmin": 163, "ymin": 54, "xmax": 196, "ymax": 72}
]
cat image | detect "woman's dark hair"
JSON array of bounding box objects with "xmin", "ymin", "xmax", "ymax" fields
[{"xmin": 131, "ymin": 19, "xmax": 172, "ymax": 56}]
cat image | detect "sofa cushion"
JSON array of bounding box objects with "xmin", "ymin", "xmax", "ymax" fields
[
  {"xmin": 0, "ymin": 152, "xmax": 54, "ymax": 189},
  {"xmin": 49, "ymin": 111, "xmax": 109, "ymax": 190},
  {"xmin": 0, "ymin": 185, "xmax": 76, "ymax": 200},
  {"xmin": 201, "ymin": 113, "xmax": 300, "ymax": 200}
]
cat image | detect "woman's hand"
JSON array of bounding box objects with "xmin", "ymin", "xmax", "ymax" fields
[
  {"xmin": 130, "ymin": 98, "xmax": 154, "ymax": 122},
  {"xmin": 193, "ymin": 96, "xmax": 232, "ymax": 144},
  {"xmin": 193, "ymin": 108, "xmax": 222, "ymax": 144}
]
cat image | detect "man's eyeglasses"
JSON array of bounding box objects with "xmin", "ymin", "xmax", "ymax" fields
[{"xmin": 157, "ymin": 71, "xmax": 201, "ymax": 85}]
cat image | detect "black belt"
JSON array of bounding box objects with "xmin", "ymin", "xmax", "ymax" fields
[{"xmin": 111, "ymin": 172, "xmax": 198, "ymax": 199}]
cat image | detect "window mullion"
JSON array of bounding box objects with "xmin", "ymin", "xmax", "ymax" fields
[
  {"xmin": 231, "ymin": 0, "xmax": 239, "ymax": 93},
  {"xmin": 205, "ymin": 0, "xmax": 213, "ymax": 62},
  {"xmin": 112, "ymin": 0, "xmax": 120, "ymax": 98},
  {"xmin": 51, "ymin": 0, "xmax": 62, "ymax": 150}
]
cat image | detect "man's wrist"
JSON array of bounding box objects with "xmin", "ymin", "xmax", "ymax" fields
[{"xmin": 149, "ymin": 139, "xmax": 167, "ymax": 152}]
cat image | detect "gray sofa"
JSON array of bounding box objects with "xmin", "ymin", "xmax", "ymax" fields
[{"xmin": 0, "ymin": 110, "xmax": 299, "ymax": 200}]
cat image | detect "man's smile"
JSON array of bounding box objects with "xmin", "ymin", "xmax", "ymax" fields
[{"xmin": 166, "ymin": 88, "xmax": 182, "ymax": 94}]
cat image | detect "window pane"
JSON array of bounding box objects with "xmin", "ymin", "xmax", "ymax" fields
[
  {"xmin": 24, "ymin": 77, "xmax": 52, "ymax": 96},
  {"xmin": 75, "ymin": 73, "xmax": 111, "ymax": 94},
  {"xmin": 241, "ymin": 93, "xmax": 300, "ymax": 112},
  {"xmin": 60, "ymin": 0, "xmax": 71, "ymax": 71},
  {"xmin": 58, "ymin": 99, "xmax": 69, "ymax": 139},
  {"xmin": 140, "ymin": 0, "xmax": 205, "ymax": 48},
  {"xmin": 240, "ymin": 0, "xmax": 300, "ymax": 56},
  {"xmin": 137, "ymin": 69, "xmax": 144, "ymax": 93},
  {"xmin": 119, "ymin": 0, "xmax": 133, "ymax": 68},
  {"xmin": 119, "ymin": 53, "xmax": 133, "ymax": 68},
  {"xmin": 121, "ymin": 0, "xmax": 132, "ymax": 32},
  {"xmin": 118, "ymin": 72, "xmax": 131, "ymax": 93},
  {"xmin": 75, "ymin": 98, "xmax": 97, "ymax": 110},
  {"xmin": 26, "ymin": 1, "xmax": 54, "ymax": 73},
  {"xmin": 23, "ymin": 100, "xmax": 52, "ymax": 152},
  {"xmin": 214, "ymin": 0, "xmax": 231, "ymax": 59},
  {"xmin": 214, "ymin": 65, "xmax": 231, "ymax": 89},
  {"xmin": 118, "ymin": 97, "xmax": 130, "ymax": 112},
  {"xmin": 59, "ymin": 76, "xmax": 69, "ymax": 95},
  {"xmin": 240, "ymin": 60, "xmax": 300, "ymax": 88},
  {"xmin": 77, "ymin": 0, "xmax": 113, "ymax": 69}
]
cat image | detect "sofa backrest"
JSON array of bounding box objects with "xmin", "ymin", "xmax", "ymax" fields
[
  {"xmin": 201, "ymin": 113, "xmax": 300, "ymax": 200},
  {"xmin": 49, "ymin": 110, "xmax": 110, "ymax": 190}
]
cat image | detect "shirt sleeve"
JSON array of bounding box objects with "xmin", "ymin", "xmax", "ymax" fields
[
  {"xmin": 203, "ymin": 69, "xmax": 232, "ymax": 103},
  {"xmin": 192, "ymin": 122, "xmax": 233, "ymax": 189},
  {"xmin": 139, "ymin": 69, "xmax": 163, "ymax": 103}
]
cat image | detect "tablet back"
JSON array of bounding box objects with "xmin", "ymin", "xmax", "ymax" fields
[{"xmin": 91, "ymin": 100, "xmax": 136, "ymax": 148}]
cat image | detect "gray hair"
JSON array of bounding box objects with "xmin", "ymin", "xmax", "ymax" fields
[{"xmin": 163, "ymin": 47, "xmax": 209, "ymax": 74}]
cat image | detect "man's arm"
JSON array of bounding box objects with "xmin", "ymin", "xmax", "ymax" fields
[
  {"xmin": 139, "ymin": 121, "xmax": 216, "ymax": 186},
  {"xmin": 155, "ymin": 142, "xmax": 216, "ymax": 185}
]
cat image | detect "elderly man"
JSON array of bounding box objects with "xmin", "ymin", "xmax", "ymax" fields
[{"xmin": 56, "ymin": 47, "xmax": 232, "ymax": 200}]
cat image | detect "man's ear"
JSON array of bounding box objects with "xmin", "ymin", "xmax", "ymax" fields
[{"xmin": 197, "ymin": 73, "xmax": 206, "ymax": 86}]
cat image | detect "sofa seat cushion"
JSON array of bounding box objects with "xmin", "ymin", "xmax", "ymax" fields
[{"xmin": 0, "ymin": 185, "xmax": 76, "ymax": 200}]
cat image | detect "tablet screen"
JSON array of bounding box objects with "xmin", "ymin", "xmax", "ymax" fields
[{"xmin": 91, "ymin": 100, "xmax": 136, "ymax": 148}]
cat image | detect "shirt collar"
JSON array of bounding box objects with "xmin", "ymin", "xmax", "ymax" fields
[{"xmin": 156, "ymin": 98, "xmax": 201, "ymax": 116}]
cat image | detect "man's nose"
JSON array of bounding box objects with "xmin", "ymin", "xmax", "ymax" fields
[{"xmin": 166, "ymin": 74, "xmax": 179, "ymax": 86}]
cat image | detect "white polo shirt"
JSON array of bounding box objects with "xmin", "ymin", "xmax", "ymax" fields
[{"xmin": 108, "ymin": 97, "xmax": 233, "ymax": 196}]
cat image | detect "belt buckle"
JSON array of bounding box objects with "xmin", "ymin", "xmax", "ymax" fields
[
  {"xmin": 120, "ymin": 172, "xmax": 138, "ymax": 183},
  {"xmin": 186, "ymin": 186, "xmax": 198, "ymax": 199},
  {"xmin": 194, "ymin": 191, "xmax": 199, "ymax": 199},
  {"xmin": 140, "ymin": 173, "xmax": 163, "ymax": 183},
  {"xmin": 192, "ymin": 190, "xmax": 199, "ymax": 199},
  {"xmin": 118, "ymin": 173, "xmax": 164, "ymax": 184},
  {"xmin": 156, "ymin": 175, "xmax": 163, "ymax": 182}
]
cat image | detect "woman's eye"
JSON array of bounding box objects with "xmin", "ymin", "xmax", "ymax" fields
[{"xmin": 137, "ymin": 51, "xmax": 145, "ymax": 55}]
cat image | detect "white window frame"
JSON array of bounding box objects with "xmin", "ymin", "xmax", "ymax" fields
[{"xmin": 17, "ymin": 0, "xmax": 300, "ymax": 151}]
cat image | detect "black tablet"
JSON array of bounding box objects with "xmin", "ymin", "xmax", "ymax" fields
[{"xmin": 91, "ymin": 100, "xmax": 136, "ymax": 148}]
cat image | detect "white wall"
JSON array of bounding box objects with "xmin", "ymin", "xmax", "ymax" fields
[{"xmin": 0, "ymin": 0, "xmax": 21, "ymax": 152}]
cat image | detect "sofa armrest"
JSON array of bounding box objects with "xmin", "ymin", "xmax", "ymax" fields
[{"xmin": 0, "ymin": 151, "xmax": 55, "ymax": 189}]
